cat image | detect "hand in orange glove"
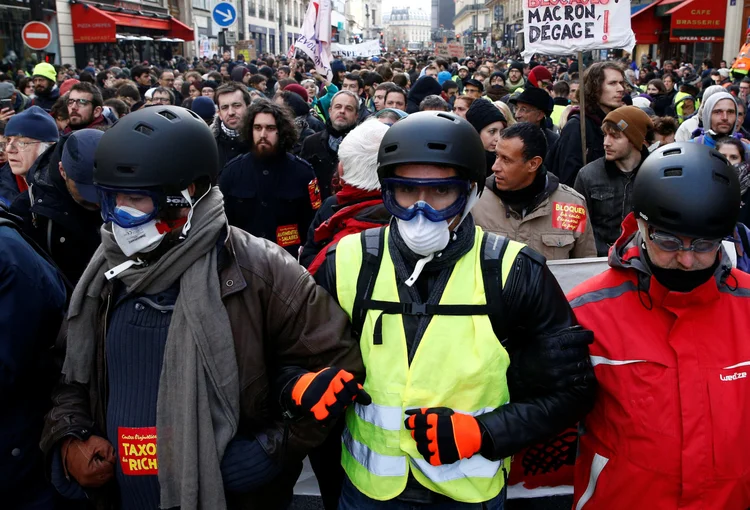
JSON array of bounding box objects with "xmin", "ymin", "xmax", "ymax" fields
[
  {"xmin": 405, "ymin": 408, "xmax": 483, "ymax": 466},
  {"xmin": 292, "ymin": 367, "xmax": 371, "ymax": 423},
  {"xmin": 61, "ymin": 435, "xmax": 116, "ymax": 488}
]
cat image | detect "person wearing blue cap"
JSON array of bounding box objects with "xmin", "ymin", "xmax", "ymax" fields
[
  {"xmin": 0, "ymin": 105, "xmax": 59, "ymax": 206},
  {"xmin": 9, "ymin": 128, "xmax": 104, "ymax": 284},
  {"xmin": 189, "ymin": 95, "xmax": 216, "ymax": 125}
]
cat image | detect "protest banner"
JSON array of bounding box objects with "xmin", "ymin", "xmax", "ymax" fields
[
  {"xmin": 436, "ymin": 42, "xmax": 464, "ymax": 58},
  {"xmin": 235, "ymin": 39, "xmax": 257, "ymax": 61},
  {"xmin": 522, "ymin": 0, "xmax": 634, "ymax": 164},
  {"xmin": 288, "ymin": 0, "xmax": 333, "ymax": 80},
  {"xmin": 331, "ymin": 39, "xmax": 381, "ymax": 58},
  {"xmin": 521, "ymin": 0, "xmax": 635, "ymax": 62}
]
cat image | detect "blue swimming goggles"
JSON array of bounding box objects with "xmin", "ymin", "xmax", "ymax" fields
[{"xmin": 381, "ymin": 177, "xmax": 471, "ymax": 222}]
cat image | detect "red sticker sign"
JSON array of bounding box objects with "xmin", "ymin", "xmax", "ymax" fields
[
  {"xmin": 552, "ymin": 202, "xmax": 587, "ymax": 233},
  {"xmin": 118, "ymin": 427, "xmax": 158, "ymax": 476},
  {"xmin": 308, "ymin": 179, "xmax": 322, "ymax": 210},
  {"xmin": 276, "ymin": 224, "xmax": 301, "ymax": 247}
]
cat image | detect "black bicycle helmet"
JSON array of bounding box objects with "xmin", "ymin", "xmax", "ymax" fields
[
  {"xmin": 377, "ymin": 111, "xmax": 486, "ymax": 184},
  {"xmin": 94, "ymin": 105, "xmax": 219, "ymax": 193},
  {"xmin": 632, "ymin": 142, "xmax": 740, "ymax": 238}
]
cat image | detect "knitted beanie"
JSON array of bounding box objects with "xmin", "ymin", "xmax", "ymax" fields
[
  {"xmin": 602, "ymin": 106, "xmax": 654, "ymax": 149},
  {"xmin": 466, "ymin": 98, "xmax": 507, "ymax": 133}
]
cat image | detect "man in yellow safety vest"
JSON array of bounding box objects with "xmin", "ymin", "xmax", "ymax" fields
[{"xmin": 284, "ymin": 111, "xmax": 596, "ymax": 509}]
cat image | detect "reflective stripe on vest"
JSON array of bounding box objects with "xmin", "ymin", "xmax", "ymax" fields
[{"xmin": 335, "ymin": 226, "xmax": 523, "ymax": 502}]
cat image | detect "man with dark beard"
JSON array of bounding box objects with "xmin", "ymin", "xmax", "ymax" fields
[
  {"xmin": 220, "ymin": 101, "xmax": 321, "ymax": 257},
  {"xmin": 30, "ymin": 63, "xmax": 61, "ymax": 112},
  {"xmin": 299, "ymin": 90, "xmax": 360, "ymax": 199}
]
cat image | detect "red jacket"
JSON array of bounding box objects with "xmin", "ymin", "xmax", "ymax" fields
[{"xmin": 568, "ymin": 213, "xmax": 750, "ymax": 510}]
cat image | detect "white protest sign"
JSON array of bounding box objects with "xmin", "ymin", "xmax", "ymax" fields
[
  {"xmin": 331, "ymin": 39, "xmax": 381, "ymax": 58},
  {"xmin": 521, "ymin": 0, "xmax": 635, "ymax": 62}
]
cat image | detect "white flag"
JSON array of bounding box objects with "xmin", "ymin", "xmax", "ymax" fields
[{"xmin": 288, "ymin": 0, "xmax": 333, "ymax": 80}]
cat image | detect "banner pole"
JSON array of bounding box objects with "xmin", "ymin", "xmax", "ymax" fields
[{"xmin": 578, "ymin": 51, "xmax": 587, "ymax": 167}]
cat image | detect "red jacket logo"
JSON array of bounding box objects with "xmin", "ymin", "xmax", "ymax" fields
[{"xmin": 720, "ymin": 372, "xmax": 747, "ymax": 382}]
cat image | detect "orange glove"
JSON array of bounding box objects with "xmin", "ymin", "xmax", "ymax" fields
[
  {"xmin": 292, "ymin": 367, "xmax": 371, "ymax": 423},
  {"xmin": 61, "ymin": 435, "xmax": 116, "ymax": 488},
  {"xmin": 405, "ymin": 408, "xmax": 483, "ymax": 466}
]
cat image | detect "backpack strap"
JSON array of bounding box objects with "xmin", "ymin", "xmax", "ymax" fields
[
  {"xmin": 356, "ymin": 230, "xmax": 511, "ymax": 345},
  {"xmin": 350, "ymin": 227, "xmax": 386, "ymax": 340},
  {"xmin": 480, "ymin": 231, "xmax": 510, "ymax": 343}
]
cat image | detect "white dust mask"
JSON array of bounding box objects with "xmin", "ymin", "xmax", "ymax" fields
[{"xmin": 111, "ymin": 206, "xmax": 166, "ymax": 257}]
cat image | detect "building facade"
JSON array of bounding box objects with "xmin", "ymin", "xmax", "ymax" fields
[
  {"xmin": 431, "ymin": 0, "xmax": 455, "ymax": 42},
  {"xmin": 453, "ymin": 0, "xmax": 490, "ymax": 52},
  {"xmin": 383, "ymin": 6, "xmax": 430, "ymax": 51},
  {"xmin": 630, "ymin": 0, "xmax": 727, "ymax": 68}
]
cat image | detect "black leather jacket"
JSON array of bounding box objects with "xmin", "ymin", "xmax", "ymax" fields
[{"xmin": 315, "ymin": 225, "xmax": 596, "ymax": 464}]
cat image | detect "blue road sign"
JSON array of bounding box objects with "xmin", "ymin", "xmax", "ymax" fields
[{"xmin": 212, "ymin": 2, "xmax": 237, "ymax": 28}]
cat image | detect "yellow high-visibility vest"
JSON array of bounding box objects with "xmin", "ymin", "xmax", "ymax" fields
[{"xmin": 335, "ymin": 226, "xmax": 524, "ymax": 502}]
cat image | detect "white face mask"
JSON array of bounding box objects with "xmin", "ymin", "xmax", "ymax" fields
[
  {"xmin": 397, "ymin": 211, "xmax": 451, "ymax": 257},
  {"xmin": 112, "ymin": 206, "xmax": 166, "ymax": 257}
]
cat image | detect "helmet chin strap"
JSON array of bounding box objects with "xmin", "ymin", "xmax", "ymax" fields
[{"xmin": 403, "ymin": 183, "xmax": 481, "ymax": 287}]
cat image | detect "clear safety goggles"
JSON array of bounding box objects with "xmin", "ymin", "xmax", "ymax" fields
[
  {"xmin": 648, "ymin": 228, "xmax": 723, "ymax": 253},
  {"xmin": 97, "ymin": 186, "xmax": 189, "ymax": 228},
  {"xmin": 382, "ymin": 177, "xmax": 470, "ymax": 222}
]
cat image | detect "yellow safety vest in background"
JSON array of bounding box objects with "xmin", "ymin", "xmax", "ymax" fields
[
  {"xmin": 335, "ymin": 226, "xmax": 523, "ymax": 503},
  {"xmin": 551, "ymin": 104, "xmax": 567, "ymax": 127}
]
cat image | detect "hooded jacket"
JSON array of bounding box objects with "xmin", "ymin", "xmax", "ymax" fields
[
  {"xmin": 569, "ymin": 213, "xmax": 750, "ymax": 510},
  {"xmin": 406, "ymin": 76, "xmax": 442, "ymax": 114},
  {"xmin": 675, "ymin": 85, "xmax": 724, "ymax": 141},
  {"xmin": 691, "ymin": 92, "xmax": 744, "ymax": 151}
]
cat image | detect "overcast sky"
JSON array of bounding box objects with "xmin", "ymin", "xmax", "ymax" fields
[{"xmin": 380, "ymin": 0, "xmax": 432, "ymax": 18}]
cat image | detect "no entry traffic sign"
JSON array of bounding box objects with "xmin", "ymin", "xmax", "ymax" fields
[{"xmin": 22, "ymin": 21, "xmax": 53, "ymax": 51}]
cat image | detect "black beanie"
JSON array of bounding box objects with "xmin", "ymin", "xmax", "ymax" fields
[
  {"xmin": 466, "ymin": 99, "xmax": 507, "ymax": 133},
  {"xmin": 510, "ymin": 61, "xmax": 524, "ymax": 74}
]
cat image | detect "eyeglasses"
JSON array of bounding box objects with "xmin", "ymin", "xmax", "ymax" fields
[
  {"xmin": 649, "ymin": 230, "xmax": 723, "ymax": 253},
  {"xmin": 515, "ymin": 106, "xmax": 540, "ymax": 116},
  {"xmin": 5, "ymin": 139, "xmax": 42, "ymax": 152},
  {"xmin": 67, "ymin": 98, "xmax": 92, "ymax": 107},
  {"xmin": 152, "ymin": 97, "xmax": 172, "ymax": 104}
]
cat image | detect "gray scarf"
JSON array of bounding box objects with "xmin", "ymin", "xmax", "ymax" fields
[{"xmin": 64, "ymin": 187, "xmax": 239, "ymax": 510}]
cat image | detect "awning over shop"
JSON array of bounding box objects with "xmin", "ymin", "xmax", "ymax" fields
[
  {"xmin": 70, "ymin": 1, "xmax": 194, "ymax": 44},
  {"xmin": 668, "ymin": 0, "xmax": 726, "ymax": 43},
  {"xmin": 631, "ymin": 1, "xmax": 661, "ymax": 44},
  {"xmin": 631, "ymin": 1, "xmax": 659, "ymax": 18}
]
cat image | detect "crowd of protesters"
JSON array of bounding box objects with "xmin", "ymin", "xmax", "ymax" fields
[{"xmin": 2, "ymin": 45, "xmax": 750, "ymax": 510}]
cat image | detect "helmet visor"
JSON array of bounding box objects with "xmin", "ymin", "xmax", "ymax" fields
[
  {"xmin": 97, "ymin": 186, "xmax": 162, "ymax": 228},
  {"xmin": 382, "ymin": 177, "xmax": 470, "ymax": 221}
]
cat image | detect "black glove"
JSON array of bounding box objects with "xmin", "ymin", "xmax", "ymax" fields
[{"xmin": 509, "ymin": 326, "xmax": 594, "ymax": 395}]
